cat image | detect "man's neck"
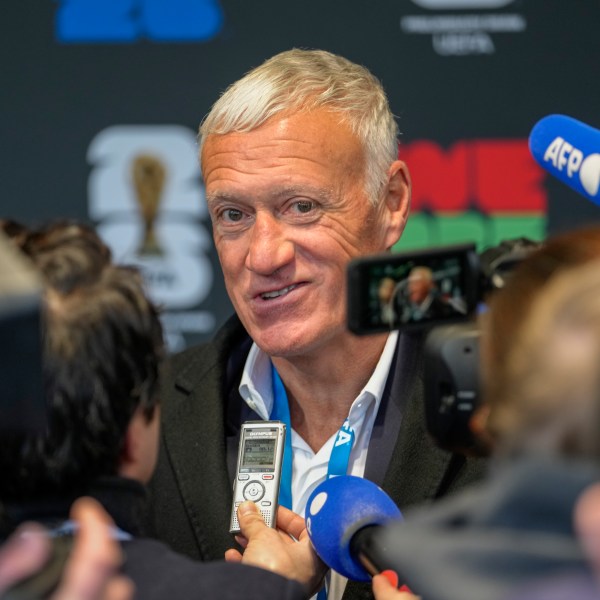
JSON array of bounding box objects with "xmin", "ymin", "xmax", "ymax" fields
[{"xmin": 271, "ymin": 333, "xmax": 389, "ymax": 452}]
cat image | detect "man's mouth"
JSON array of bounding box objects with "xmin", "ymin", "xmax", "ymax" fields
[{"xmin": 260, "ymin": 284, "xmax": 297, "ymax": 300}]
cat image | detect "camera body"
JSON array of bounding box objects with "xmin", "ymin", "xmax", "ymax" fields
[{"xmin": 347, "ymin": 238, "xmax": 540, "ymax": 454}]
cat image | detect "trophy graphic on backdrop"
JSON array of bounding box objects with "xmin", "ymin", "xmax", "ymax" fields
[{"xmin": 132, "ymin": 154, "xmax": 167, "ymax": 256}]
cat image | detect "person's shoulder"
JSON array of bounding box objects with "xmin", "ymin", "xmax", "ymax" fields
[{"xmin": 123, "ymin": 538, "xmax": 305, "ymax": 600}]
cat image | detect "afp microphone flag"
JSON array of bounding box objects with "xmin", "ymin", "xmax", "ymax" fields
[{"xmin": 529, "ymin": 114, "xmax": 600, "ymax": 205}]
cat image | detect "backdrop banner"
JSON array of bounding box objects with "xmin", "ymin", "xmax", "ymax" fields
[{"xmin": 3, "ymin": 0, "xmax": 599, "ymax": 348}]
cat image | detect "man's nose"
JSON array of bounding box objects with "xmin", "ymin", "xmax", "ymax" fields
[{"xmin": 245, "ymin": 212, "xmax": 294, "ymax": 275}]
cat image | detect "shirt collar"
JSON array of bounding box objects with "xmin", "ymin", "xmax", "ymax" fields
[
  {"xmin": 346, "ymin": 330, "xmax": 398, "ymax": 425},
  {"xmin": 239, "ymin": 330, "xmax": 399, "ymax": 422},
  {"xmin": 239, "ymin": 344, "xmax": 273, "ymax": 420}
]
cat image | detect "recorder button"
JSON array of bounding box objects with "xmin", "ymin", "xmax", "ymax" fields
[
  {"xmin": 238, "ymin": 474, "xmax": 250, "ymax": 480},
  {"xmin": 243, "ymin": 481, "xmax": 265, "ymax": 501},
  {"xmin": 262, "ymin": 474, "xmax": 274, "ymax": 480}
]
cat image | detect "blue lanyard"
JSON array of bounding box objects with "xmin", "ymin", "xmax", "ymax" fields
[
  {"xmin": 270, "ymin": 366, "xmax": 294, "ymax": 510},
  {"xmin": 270, "ymin": 363, "xmax": 356, "ymax": 506},
  {"xmin": 270, "ymin": 362, "xmax": 355, "ymax": 600}
]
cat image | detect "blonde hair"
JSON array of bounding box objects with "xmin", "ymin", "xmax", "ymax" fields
[
  {"xmin": 485, "ymin": 259, "xmax": 600, "ymax": 459},
  {"xmin": 199, "ymin": 48, "xmax": 399, "ymax": 204}
]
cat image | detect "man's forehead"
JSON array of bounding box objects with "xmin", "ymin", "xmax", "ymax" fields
[
  {"xmin": 201, "ymin": 109, "xmax": 362, "ymax": 162},
  {"xmin": 205, "ymin": 183, "xmax": 332, "ymax": 207}
]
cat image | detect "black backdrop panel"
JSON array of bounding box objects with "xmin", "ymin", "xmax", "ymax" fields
[{"xmin": 3, "ymin": 0, "xmax": 600, "ymax": 348}]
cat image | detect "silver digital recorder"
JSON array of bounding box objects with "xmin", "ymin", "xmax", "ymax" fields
[{"xmin": 229, "ymin": 420, "xmax": 286, "ymax": 534}]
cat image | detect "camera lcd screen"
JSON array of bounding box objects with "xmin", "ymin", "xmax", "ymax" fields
[
  {"xmin": 347, "ymin": 244, "xmax": 478, "ymax": 335},
  {"xmin": 241, "ymin": 437, "xmax": 277, "ymax": 469}
]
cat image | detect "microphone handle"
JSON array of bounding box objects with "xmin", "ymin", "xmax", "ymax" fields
[{"xmin": 349, "ymin": 525, "xmax": 392, "ymax": 578}]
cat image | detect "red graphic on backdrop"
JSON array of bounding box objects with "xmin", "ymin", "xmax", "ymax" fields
[{"xmin": 400, "ymin": 139, "xmax": 547, "ymax": 213}]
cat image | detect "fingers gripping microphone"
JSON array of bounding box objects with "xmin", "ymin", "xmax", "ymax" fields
[
  {"xmin": 529, "ymin": 114, "xmax": 600, "ymax": 204},
  {"xmin": 305, "ymin": 476, "xmax": 402, "ymax": 582}
]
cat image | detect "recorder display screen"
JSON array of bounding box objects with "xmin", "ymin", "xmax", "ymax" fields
[{"xmin": 241, "ymin": 437, "xmax": 276, "ymax": 468}]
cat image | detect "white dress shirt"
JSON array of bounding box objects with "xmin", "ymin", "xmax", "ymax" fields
[{"xmin": 239, "ymin": 331, "xmax": 399, "ymax": 600}]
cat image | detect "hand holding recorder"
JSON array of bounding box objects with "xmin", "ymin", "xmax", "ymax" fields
[{"xmin": 226, "ymin": 501, "xmax": 327, "ymax": 596}]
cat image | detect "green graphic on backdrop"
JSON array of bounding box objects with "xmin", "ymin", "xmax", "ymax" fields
[{"xmin": 394, "ymin": 211, "xmax": 546, "ymax": 252}]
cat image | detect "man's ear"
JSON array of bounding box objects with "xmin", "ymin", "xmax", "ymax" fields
[
  {"xmin": 118, "ymin": 420, "xmax": 138, "ymax": 477},
  {"xmin": 118, "ymin": 406, "xmax": 161, "ymax": 484},
  {"xmin": 118, "ymin": 408, "xmax": 149, "ymax": 480},
  {"xmin": 383, "ymin": 160, "xmax": 411, "ymax": 250}
]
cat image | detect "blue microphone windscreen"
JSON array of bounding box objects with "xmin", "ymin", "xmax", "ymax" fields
[
  {"xmin": 529, "ymin": 114, "xmax": 600, "ymax": 205},
  {"xmin": 305, "ymin": 475, "xmax": 402, "ymax": 581}
]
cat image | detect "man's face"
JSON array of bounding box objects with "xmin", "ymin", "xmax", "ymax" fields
[
  {"xmin": 202, "ymin": 109, "xmax": 403, "ymax": 358},
  {"xmin": 408, "ymin": 273, "xmax": 431, "ymax": 304},
  {"xmin": 378, "ymin": 277, "xmax": 396, "ymax": 303}
]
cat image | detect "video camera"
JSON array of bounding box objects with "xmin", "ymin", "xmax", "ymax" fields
[{"xmin": 347, "ymin": 238, "xmax": 540, "ymax": 455}]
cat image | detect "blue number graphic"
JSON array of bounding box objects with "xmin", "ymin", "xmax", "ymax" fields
[
  {"xmin": 143, "ymin": 0, "xmax": 224, "ymax": 41},
  {"xmin": 56, "ymin": 0, "xmax": 139, "ymax": 42},
  {"xmin": 55, "ymin": 0, "xmax": 223, "ymax": 43}
]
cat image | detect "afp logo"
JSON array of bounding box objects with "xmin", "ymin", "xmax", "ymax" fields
[
  {"xmin": 530, "ymin": 115, "xmax": 600, "ymax": 204},
  {"xmin": 543, "ymin": 137, "xmax": 600, "ymax": 199}
]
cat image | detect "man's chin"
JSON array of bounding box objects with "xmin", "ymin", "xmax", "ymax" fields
[
  {"xmin": 254, "ymin": 336, "xmax": 306, "ymax": 358},
  {"xmin": 241, "ymin": 311, "xmax": 342, "ymax": 358},
  {"xmin": 250, "ymin": 325, "xmax": 318, "ymax": 359}
]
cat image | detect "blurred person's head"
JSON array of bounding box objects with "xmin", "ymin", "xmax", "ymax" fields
[
  {"xmin": 0, "ymin": 221, "xmax": 164, "ymax": 505},
  {"xmin": 479, "ymin": 226, "xmax": 600, "ymax": 458},
  {"xmin": 0, "ymin": 219, "xmax": 30, "ymax": 248},
  {"xmin": 378, "ymin": 277, "xmax": 396, "ymax": 304},
  {"xmin": 407, "ymin": 266, "xmax": 434, "ymax": 305}
]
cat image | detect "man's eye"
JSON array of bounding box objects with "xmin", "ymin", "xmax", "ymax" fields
[
  {"xmin": 293, "ymin": 200, "xmax": 315, "ymax": 214},
  {"xmin": 222, "ymin": 208, "xmax": 244, "ymax": 222}
]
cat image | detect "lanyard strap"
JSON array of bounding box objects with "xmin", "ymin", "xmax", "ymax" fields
[
  {"xmin": 328, "ymin": 418, "xmax": 355, "ymax": 479},
  {"xmin": 270, "ymin": 363, "xmax": 356, "ymax": 504},
  {"xmin": 270, "ymin": 366, "xmax": 294, "ymax": 510},
  {"xmin": 271, "ymin": 363, "xmax": 355, "ymax": 600}
]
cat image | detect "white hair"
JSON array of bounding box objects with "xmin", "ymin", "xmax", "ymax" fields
[{"xmin": 199, "ymin": 48, "xmax": 399, "ymax": 204}]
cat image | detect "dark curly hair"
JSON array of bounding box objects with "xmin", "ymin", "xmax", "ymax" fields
[{"xmin": 0, "ymin": 220, "xmax": 164, "ymax": 502}]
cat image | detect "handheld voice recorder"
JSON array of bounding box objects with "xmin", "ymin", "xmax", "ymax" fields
[{"xmin": 229, "ymin": 420, "xmax": 286, "ymax": 534}]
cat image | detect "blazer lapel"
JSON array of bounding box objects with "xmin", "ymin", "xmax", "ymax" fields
[{"xmin": 380, "ymin": 332, "xmax": 456, "ymax": 508}]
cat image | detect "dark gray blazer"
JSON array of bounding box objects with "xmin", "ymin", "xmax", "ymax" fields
[{"xmin": 148, "ymin": 315, "xmax": 486, "ymax": 600}]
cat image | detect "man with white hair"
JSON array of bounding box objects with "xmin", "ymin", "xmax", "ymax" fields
[{"xmin": 148, "ymin": 48, "xmax": 485, "ymax": 600}]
